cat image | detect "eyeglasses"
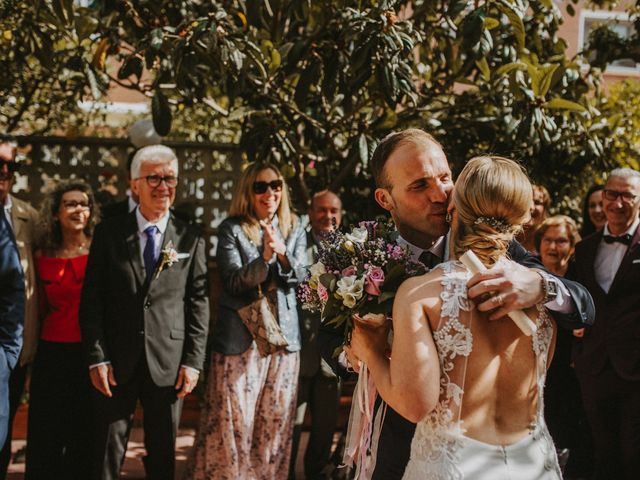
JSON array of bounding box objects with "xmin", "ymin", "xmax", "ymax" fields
[
  {"xmin": 603, "ymin": 189, "xmax": 637, "ymax": 203},
  {"xmin": 62, "ymin": 200, "xmax": 92, "ymax": 211},
  {"xmin": 252, "ymin": 180, "xmax": 283, "ymax": 194},
  {"xmin": 0, "ymin": 160, "xmax": 20, "ymax": 173},
  {"xmin": 137, "ymin": 175, "xmax": 178, "ymax": 188}
]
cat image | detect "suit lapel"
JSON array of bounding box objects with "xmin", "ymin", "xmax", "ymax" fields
[
  {"xmin": 150, "ymin": 215, "xmax": 179, "ymax": 284},
  {"xmin": 9, "ymin": 198, "xmax": 26, "ymax": 241},
  {"xmin": 608, "ymin": 224, "xmax": 640, "ymax": 294},
  {"xmin": 123, "ymin": 213, "xmax": 145, "ymax": 288},
  {"xmin": 583, "ymin": 231, "xmax": 607, "ymax": 297}
]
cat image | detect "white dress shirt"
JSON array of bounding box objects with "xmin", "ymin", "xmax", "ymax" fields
[
  {"xmin": 135, "ymin": 207, "xmax": 169, "ymax": 265},
  {"xmin": 2, "ymin": 195, "xmax": 13, "ymax": 230},
  {"xmin": 595, "ymin": 218, "xmax": 640, "ymax": 293}
]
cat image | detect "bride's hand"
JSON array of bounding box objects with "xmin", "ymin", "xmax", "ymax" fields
[{"xmin": 350, "ymin": 321, "xmax": 389, "ymax": 365}]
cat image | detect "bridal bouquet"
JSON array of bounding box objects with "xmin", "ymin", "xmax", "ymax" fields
[
  {"xmin": 297, "ymin": 220, "xmax": 426, "ymax": 478},
  {"xmin": 298, "ymin": 220, "xmax": 425, "ymax": 340}
]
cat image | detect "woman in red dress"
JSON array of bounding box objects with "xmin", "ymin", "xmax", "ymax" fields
[{"xmin": 25, "ymin": 180, "xmax": 100, "ymax": 480}]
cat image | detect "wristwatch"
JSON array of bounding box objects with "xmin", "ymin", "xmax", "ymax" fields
[{"xmin": 538, "ymin": 271, "xmax": 559, "ymax": 304}]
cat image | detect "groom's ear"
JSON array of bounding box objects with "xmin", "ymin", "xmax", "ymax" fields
[{"xmin": 374, "ymin": 188, "xmax": 393, "ymax": 213}]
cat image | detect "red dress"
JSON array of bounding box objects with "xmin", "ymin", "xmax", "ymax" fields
[{"xmin": 36, "ymin": 255, "xmax": 88, "ymax": 343}]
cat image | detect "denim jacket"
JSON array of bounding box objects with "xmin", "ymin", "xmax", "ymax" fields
[{"xmin": 211, "ymin": 216, "xmax": 307, "ymax": 354}]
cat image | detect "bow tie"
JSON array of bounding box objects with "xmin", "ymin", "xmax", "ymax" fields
[{"xmin": 603, "ymin": 233, "xmax": 632, "ymax": 245}]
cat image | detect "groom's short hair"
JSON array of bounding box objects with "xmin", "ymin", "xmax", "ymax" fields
[{"xmin": 370, "ymin": 128, "xmax": 442, "ymax": 189}]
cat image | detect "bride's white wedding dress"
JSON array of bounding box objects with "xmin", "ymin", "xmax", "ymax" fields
[{"xmin": 402, "ymin": 261, "xmax": 562, "ymax": 480}]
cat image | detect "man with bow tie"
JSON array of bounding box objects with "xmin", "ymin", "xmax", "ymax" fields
[
  {"xmin": 571, "ymin": 167, "xmax": 640, "ymax": 480},
  {"xmin": 79, "ymin": 145, "xmax": 210, "ymax": 480}
]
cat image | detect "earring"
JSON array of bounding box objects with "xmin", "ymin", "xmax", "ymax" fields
[{"xmin": 445, "ymin": 212, "xmax": 452, "ymax": 224}]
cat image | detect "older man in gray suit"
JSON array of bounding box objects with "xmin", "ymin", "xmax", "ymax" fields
[{"xmin": 80, "ymin": 145, "xmax": 210, "ymax": 480}]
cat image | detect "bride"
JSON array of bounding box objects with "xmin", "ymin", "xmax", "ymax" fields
[{"xmin": 348, "ymin": 156, "xmax": 561, "ymax": 479}]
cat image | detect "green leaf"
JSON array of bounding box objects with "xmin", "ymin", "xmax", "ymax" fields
[
  {"xmin": 358, "ymin": 133, "xmax": 368, "ymax": 165},
  {"xmin": 538, "ymin": 64, "xmax": 559, "ymax": 97},
  {"xmin": 150, "ymin": 28, "xmax": 164, "ymax": 51},
  {"xmin": 476, "ymin": 58, "xmax": 490, "ymax": 81},
  {"xmin": 75, "ymin": 15, "xmax": 98, "ymax": 40},
  {"xmin": 543, "ymin": 98, "xmax": 586, "ymax": 112},
  {"xmin": 484, "ymin": 17, "xmax": 500, "ymax": 30},
  {"xmin": 152, "ymin": 91, "xmax": 172, "ymax": 136},
  {"xmin": 378, "ymin": 291, "xmax": 396, "ymax": 303},
  {"xmin": 495, "ymin": 62, "xmax": 526, "ymax": 77},
  {"xmin": 496, "ymin": 1, "xmax": 525, "ymax": 51}
]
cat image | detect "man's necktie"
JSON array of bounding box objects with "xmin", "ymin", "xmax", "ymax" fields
[
  {"xmin": 603, "ymin": 234, "xmax": 632, "ymax": 245},
  {"xmin": 419, "ymin": 250, "xmax": 440, "ymax": 269},
  {"xmin": 143, "ymin": 226, "xmax": 158, "ymax": 281}
]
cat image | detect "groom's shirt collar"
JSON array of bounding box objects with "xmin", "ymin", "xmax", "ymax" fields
[{"xmin": 397, "ymin": 234, "xmax": 446, "ymax": 263}]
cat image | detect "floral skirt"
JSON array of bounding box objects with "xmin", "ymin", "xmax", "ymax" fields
[{"xmin": 185, "ymin": 343, "xmax": 299, "ymax": 480}]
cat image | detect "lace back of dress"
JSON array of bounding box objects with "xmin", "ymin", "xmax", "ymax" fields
[
  {"xmin": 403, "ymin": 260, "xmax": 556, "ymax": 480},
  {"xmin": 404, "ymin": 261, "xmax": 474, "ymax": 480}
]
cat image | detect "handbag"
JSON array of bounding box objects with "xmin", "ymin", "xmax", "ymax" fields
[{"xmin": 237, "ymin": 285, "xmax": 289, "ymax": 356}]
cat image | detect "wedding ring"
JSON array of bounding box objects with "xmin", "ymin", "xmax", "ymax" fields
[{"xmin": 494, "ymin": 295, "xmax": 504, "ymax": 307}]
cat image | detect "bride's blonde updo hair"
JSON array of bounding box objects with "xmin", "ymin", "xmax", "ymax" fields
[{"xmin": 453, "ymin": 156, "xmax": 533, "ymax": 267}]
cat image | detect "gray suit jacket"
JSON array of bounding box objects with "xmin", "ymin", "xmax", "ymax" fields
[
  {"xmin": 211, "ymin": 216, "xmax": 307, "ymax": 355},
  {"xmin": 79, "ymin": 211, "xmax": 210, "ymax": 387}
]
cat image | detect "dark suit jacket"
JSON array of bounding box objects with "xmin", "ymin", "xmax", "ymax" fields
[
  {"xmin": 100, "ymin": 198, "xmax": 130, "ymax": 220},
  {"xmin": 299, "ymin": 230, "xmax": 337, "ymax": 379},
  {"xmin": 0, "ymin": 214, "xmax": 24, "ymax": 370},
  {"xmin": 0, "ymin": 212, "xmax": 24, "ymax": 446},
  {"xmin": 571, "ymin": 227, "xmax": 640, "ymax": 381},
  {"xmin": 79, "ymin": 211, "xmax": 210, "ymax": 387}
]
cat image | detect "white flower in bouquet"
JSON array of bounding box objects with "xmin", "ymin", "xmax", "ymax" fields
[
  {"xmin": 336, "ymin": 275, "xmax": 364, "ymax": 308},
  {"xmin": 308, "ymin": 261, "xmax": 326, "ymax": 286},
  {"xmin": 345, "ymin": 226, "xmax": 368, "ymax": 244}
]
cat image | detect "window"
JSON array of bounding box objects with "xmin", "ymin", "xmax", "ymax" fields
[{"xmin": 579, "ymin": 9, "xmax": 639, "ymax": 73}]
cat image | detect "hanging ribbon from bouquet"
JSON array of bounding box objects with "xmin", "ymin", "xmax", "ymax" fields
[{"xmin": 342, "ymin": 363, "xmax": 386, "ymax": 479}]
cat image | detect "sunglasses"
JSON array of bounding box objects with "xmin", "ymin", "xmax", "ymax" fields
[
  {"xmin": 252, "ymin": 180, "xmax": 283, "ymax": 194},
  {"xmin": 603, "ymin": 189, "xmax": 637, "ymax": 203},
  {"xmin": 0, "ymin": 159, "xmax": 20, "ymax": 173}
]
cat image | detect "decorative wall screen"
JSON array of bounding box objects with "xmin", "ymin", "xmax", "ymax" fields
[{"xmin": 11, "ymin": 136, "xmax": 241, "ymax": 257}]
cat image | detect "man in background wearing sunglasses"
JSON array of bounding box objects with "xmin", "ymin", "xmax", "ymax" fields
[
  {"xmin": 80, "ymin": 145, "xmax": 210, "ymax": 480},
  {"xmin": 571, "ymin": 167, "xmax": 640, "ymax": 480},
  {"xmin": 0, "ymin": 140, "xmax": 39, "ymax": 479}
]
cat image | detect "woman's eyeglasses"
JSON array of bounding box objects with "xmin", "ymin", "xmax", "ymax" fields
[
  {"xmin": 603, "ymin": 189, "xmax": 637, "ymax": 203},
  {"xmin": 62, "ymin": 200, "xmax": 92, "ymax": 211},
  {"xmin": 252, "ymin": 180, "xmax": 283, "ymax": 194},
  {"xmin": 137, "ymin": 175, "xmax": 179, "ymax": 188}
]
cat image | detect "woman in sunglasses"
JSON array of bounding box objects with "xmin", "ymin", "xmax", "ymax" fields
[
  {"xmin": 25, "ymin": 180, "xmax": 99, "ymax": 479},
  {"xmin": 188, "ymin": 162, "xmax": 307, "ymax": 479}
]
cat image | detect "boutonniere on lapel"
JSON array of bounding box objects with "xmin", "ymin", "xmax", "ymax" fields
[{"xmin": 155, "ymin": 241, "xmax": 190, "ymax": 279}]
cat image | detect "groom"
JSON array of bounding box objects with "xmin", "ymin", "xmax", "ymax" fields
[
  {"xmin": 80, "ymin": 145, "xmax": 210, "ymax": 480},
  {"xmin": 340, "ymin": 129, "xmax": 595, "ymax": 479}
]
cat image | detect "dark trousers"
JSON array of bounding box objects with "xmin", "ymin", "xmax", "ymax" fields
[
  {"xmin": 0, "ymin": 362, "xmax": 27, "ymax": 479},
  {"xmin": 371, "ymin": 400, "xmax": 415, "ymax": 480},
  {"xmin": 25, "ymin": 341, "xmax": 94, "ymax": 480},
  {"xmin": 91, "ymin": 357, "xmax": 182, "ymax": 480},
  {"xmin": 579, "ymin": 364, "xmax": 640, "ymax": 480},
  {"xmin": 290, "ymin": 373, "xmax": 341, "ymax": 479}
]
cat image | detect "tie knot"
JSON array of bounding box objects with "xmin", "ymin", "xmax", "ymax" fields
[
  {"xmin": 603, "ymin": 233, "xmax": 632, "ymax": 245},
  {"xmin": 144, "ymin": 225, "xmax": 158, "ymax": 238},
  {"xmin": 419, "ymin": 250, "xmax": 440, "ymax": 269}
]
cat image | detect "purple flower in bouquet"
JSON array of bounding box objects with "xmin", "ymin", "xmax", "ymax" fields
[{"xmin": 297, "ymin": 220, "xmax": 427, "ymax": 342}]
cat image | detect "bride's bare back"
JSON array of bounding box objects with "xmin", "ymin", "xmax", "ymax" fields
[{"xmin": 392, "ymin": 262, "xmax": 556, "ymax": 446}]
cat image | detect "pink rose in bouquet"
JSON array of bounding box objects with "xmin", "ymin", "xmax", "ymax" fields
[
  {"xmin": 317, "ymin": 282, "xmax": 329, "ymax": 302},
  {"xmin": 364, "ymin": 266, "xmax": 385, "ymax": 296},
  {"xmin": 342, "ymin": 265, "xmax": 357, "ymax": 277}
]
